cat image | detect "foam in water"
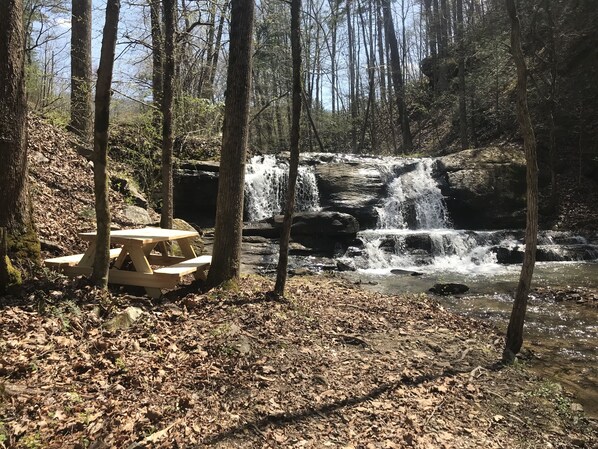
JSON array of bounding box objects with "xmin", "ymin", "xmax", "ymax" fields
[{"xmin": 244, "ymin": 155, "xmax": 320, "ymax": 221}]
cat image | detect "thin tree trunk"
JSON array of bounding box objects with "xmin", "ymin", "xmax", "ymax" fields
[
  {"xmin": 381, "ymin": 0, "xmax": 413, "ymax": 152},
  {"xmin": 70, "ymin": 0, "xmax": 93, "ymax": 145},
  {"xmin": 208, "ymin": 1, "xmax": 228, "ymax": 100},
  {"xmin": 161, "ymin": 0, "xmax": 176, "ymax": 229},
  {"xmin": 149, "ymin": 0, "xmax": 163, "ymax": 130},
  {"xmin": 347, "ymin": 0, "xmax": 357, "ymax": 152},
  {"xmin": 91, "ymin": 0, "xmax": 121, "ymax": 288},
  {"xmin": 207, "ymin": 0, "xmax": 255, "ymax": 288},
  {"xmin": 456, "ymin": 0, "xmax": 468, "ymax": 148},
  {"xmin": 544, "ymin": 0, "xmax": 558, "ymax": 212},
  {"xmin": 274, "ymin": 0, "xmax": 302, "ymax": 297},
  {"xmin": 0, "ymin": 0, "xmax": 39, "ymax": 285},
  {"xmin": 503, "ymin": 0, "xmax": 539, "ymax": 363}
]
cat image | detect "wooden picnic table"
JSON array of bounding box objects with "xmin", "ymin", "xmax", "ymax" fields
[{"xmin": 45, "ymin": 227, "xmax": 211, "ymax": 298}]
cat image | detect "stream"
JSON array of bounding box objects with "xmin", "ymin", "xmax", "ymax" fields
[
  {"xmin": 340, "ymin": 262, "xmax": 598, "ymax": 417},
  {"xmin": 235, "ymin": 154, "xmax": 598, "ymax": 416}
]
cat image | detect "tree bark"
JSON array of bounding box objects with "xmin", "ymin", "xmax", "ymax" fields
[
  {"xmin": 70, "ymin": 0, "xmax": 93, "ymax": 145},
  {"xmin": 91, "ymin": 0, "xmax": 121, "ymax": 288},
  {"xmin": 381, "ymin": 0, "xmax": 413, "ymax": 152},
  {"xmin": 0, "ymin": 0, "xmax": 40, "ymax": 286},
  {"xmin": 274, "ymin": 0, "xmax": 302, "ymax": 297},
  {"xmin": 503, "ymin": 0, "xmax": 539, "ymax": 363},
  {"xmin": 207, "ymin": 0, "xmax": 255, "ymax": 288},
  {"xmin": 161, "ymin": 0, "xmax": 176, "ymax": 229},
  {"xmin": 149, "ymin": 0, "xmax": 163, "ymax": 130}
]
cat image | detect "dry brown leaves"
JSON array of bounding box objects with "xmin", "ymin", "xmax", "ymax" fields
[
  {"xmin": 27, "ymin": 114, "xmax": 151, "ymax": 256},
  {"xmin": 1, "ymin": 275, "xmax": 596, "ymax": 448}
]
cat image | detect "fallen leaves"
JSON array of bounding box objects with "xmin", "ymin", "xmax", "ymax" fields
[{"xmin": 0, "ymin": 276, "xmax": 596, "ymax": 448}]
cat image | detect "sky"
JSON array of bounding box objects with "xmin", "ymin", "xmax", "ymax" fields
[{"xmin": 35, "ymin": 0, "xmax": 151, "ymax": 100}]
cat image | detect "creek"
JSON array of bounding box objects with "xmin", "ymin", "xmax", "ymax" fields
[{"xmin": 237, "ymin": 153, "xmax": 598, "ymax": 416}]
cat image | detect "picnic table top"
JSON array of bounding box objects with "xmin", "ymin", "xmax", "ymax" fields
[{"xmin": 78, "ymin": 227, "xmax": 198, "ymax": 245}]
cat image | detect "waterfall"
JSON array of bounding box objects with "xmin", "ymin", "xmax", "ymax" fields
[
  {"xmin": 244, "ymin": 155, "xmax": 320, "ymax": 221},
  {"xmin": 376, "ymin": 159, "xmax": 450, "ymax": 230}
]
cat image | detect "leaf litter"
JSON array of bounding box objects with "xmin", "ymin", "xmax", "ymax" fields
[{"xmin": 1, "ymin": 275, "xmax": 596, "ymax": 448}]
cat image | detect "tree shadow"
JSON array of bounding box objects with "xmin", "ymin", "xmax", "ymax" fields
[{"xmin": 203, "ymin": 364, "xmax": 504, "ymax": 445}]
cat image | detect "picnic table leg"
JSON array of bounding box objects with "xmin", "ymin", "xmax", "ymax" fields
[
  {"xmin": 178, "ymin": 238, "xmax": 197, "ymax": 259},
  {"xmin": 77, "ymin": 241, "xmax": 97, "ymax": 267},
  {"xmin": 113, "ymin": 244, "xmax": 130, "ymax": 269},
  {"xmin": 127, "ymin": 244, "xmax": 162, "ymax": 299},
  {"xmin": 178, "ymin": 238, "xmax": 207, "ymax": 281}
]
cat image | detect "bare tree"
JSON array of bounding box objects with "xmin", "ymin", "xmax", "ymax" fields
[
  {"xmin": 274, "ymin": 0, "xmax": 302, "ymax": 297},
  {"xmin": 503, "ymin": 0, "xmax": 539, "ymax": 363},
  {"xmin": 381, "ymin": 0, "xmax": 413, "ymax": 152},
  {"xmin": 91, "ymin": 0, "xmax": 121, "ymax": 288},
  {"xmin": 0, "ymin": 0, "xmax": 40, "ymax": 293},
  {"xmin": 207, "ymin": 0, "xmax": 255, "ymax": 288}
]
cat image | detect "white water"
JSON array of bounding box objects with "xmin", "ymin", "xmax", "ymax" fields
[
  {"xmin": 376, "ymin": 158, "xmax": 449, "ymax": 229},
  {"xmin": 244, "ymin": 155, "xmax": 320, "ymax": 221},
  {"xmin": 345, "ymin": 157, "xmax": 598, "ymax": 274}
]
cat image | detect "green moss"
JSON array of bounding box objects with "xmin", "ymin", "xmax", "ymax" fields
[
  {"xmin": 7, "ymin": 226, "xmax": 41, "ymax": 264},
  {"xmin": 1, "ymin": 255, "xmax": 22, "ymax": 293}
]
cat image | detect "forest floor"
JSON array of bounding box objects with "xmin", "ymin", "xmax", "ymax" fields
[
  {"xmin": 3, "ymin": 115, "xmax": 597, "ymax": 448},
  {"xmin": 1, "ymin": 275, "xmax": 597, "ymax": 449}
]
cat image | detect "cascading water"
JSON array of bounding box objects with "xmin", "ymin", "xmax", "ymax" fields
[
  {"xmin": 343, "ymin": 157, "xmax": 598, "ymax": 274},
  {"xmin": 376, "ymin": 158, "xmax": 450, "ymax": 230},
  {"xmin": 244, "ymin": 155, "xmax": 320, "ymax": 221}
]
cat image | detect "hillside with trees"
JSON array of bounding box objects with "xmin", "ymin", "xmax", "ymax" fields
[{"xmin": 1, "ymin": 0, "xmax": 597, "ymax": 446}]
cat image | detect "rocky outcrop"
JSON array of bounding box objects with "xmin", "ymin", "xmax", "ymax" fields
[
  {"xmin": 243, "ymin": 211, "xmax": 359, "ymax": 256},
  {"xmin": 434, "ymin": 147, "xmax": 526, "ymax": 229},
  {"xmin": 174, "ymin": 148, "xmax": 528, "ymax": 231},
  {"xmin": 315, "ymin": 162, "xmax": 384, "ymax": 229},
  {"xmin": 173, "ymin": 161, "xmax": 219, "ymax": 227}
]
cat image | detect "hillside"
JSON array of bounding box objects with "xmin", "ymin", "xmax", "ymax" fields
[{"xmin": 27, "ymin": 114, "xmax": 159, "ymax": 257}]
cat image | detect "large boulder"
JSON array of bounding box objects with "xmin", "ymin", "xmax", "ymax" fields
[
  {"xmin": 173, "ymin": 160, "xmax": 219, "ymax": 227},
  {"xmin": 435, "ymin": 147, "xmax": 526, "ymax": 229},
  {"xmin": 273, "ymin": 211, "xmax": 359, "ymax": 236},
  {"xmin": 315, "ymin": 162, "xmax": 384, "ymax": 228}
]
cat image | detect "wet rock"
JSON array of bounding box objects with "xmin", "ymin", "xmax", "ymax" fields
[
  {"xmin": 337, "ymin": 260, "xmax": 356, "ymax": 272},
  {"xmin": 173, "ymin": 163, "xmax": 219, "ymax": 227},
  {"xmin": 390, "ymin": 269, "xmax": 424, "ymax": 276},
  {"xmin": 315, "ymin": 162, "xmax": 384, "ymax": 229},
  {"xmin": 435, "ymin": 147, "xmax": 526, "ymax": 229},
  {"xmin": 429, "ymin": 283, "xmax": 470, "ymax": 296}
]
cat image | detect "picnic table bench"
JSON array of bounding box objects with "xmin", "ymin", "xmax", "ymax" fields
[{"xmin": 44, "ymin": 227, "xmax": 211, "ymax": 298}]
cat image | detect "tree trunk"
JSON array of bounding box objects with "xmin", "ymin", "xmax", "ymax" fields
[
  {"xmin": 503, "ymin": 0, "xmax": 539, "ymax": 363},
  {"xmin": 149, "ymin": 0, "xmax": 163, "ymax": 130},
  {"xmin": 91, "ymin": 0, "xmax": 121, "ymax": 288},
  {"xmin": 0, "ymin": 0, "xmax": 40, "ymax": 289},
  {"xmin": 274, "ymin": 0, "xmax": 302, "ymax": 297},
  {"xmin": 161, "ymin": 0, "xmax": 176, "ymax": 229},
  {"xmin": 456, "ymin": 0, "xmax": 468, "ymax": 149},
  {"xmin": 346, "ymin": 0, "xmax": 357, "ymax": 152},
  {"xmin": 70, "ymin": 0, "xmax": 93, "ymax": 145},
  {"xmin": 207, "ymin": 0, "xmax": 255, "ymax": 288},
  {"xmin": 381, "ymin": 0, "xmax": 413, "ymax": 152}
]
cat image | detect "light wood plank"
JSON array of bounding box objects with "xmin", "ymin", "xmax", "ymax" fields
[
  {"xmin": 45, "ymin": 248, "xmax": 121, "ymax": 269},
  {"xmin": 79, "ymin": 227, "xmax": 198, "ymax": 245},
  {"xmin": 153, "ymin": 255, "xmax": 212, "ymax": 277}
]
